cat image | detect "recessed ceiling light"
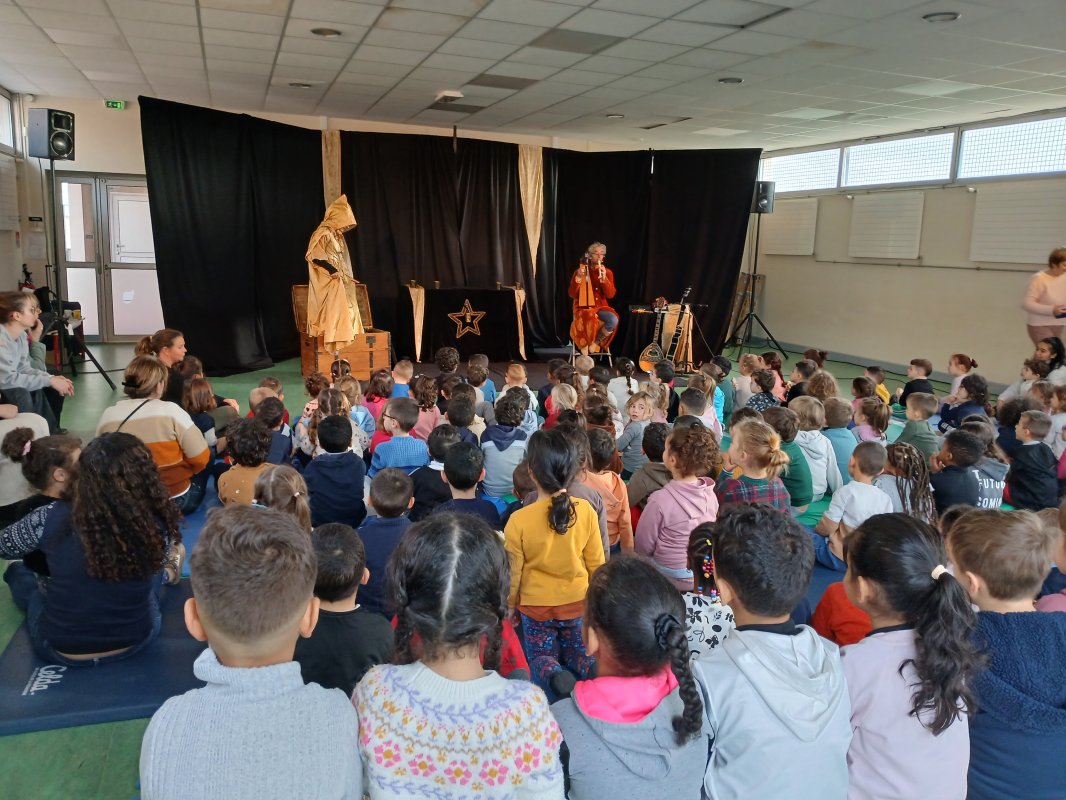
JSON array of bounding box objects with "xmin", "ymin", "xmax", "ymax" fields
[
  {"xmin": 311, "ymin": 27, "xmax": 342, "ymax": 37},
  {"xmin": 289, "ymin": 82, "xmax": 313, "ymax": 89},
  {"xmin": 922, "ymin": 11, "xmax": 961, "ymax": 22},
  {"xmin": 718, "ymin": 77, "xmax": 743, "ymax": 85},
  {"xmin": 605, "ymin": 113, "xmax": 624, "ymax": 119}
]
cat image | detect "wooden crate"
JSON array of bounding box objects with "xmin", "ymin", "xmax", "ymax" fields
[{"xmin": 292, "ymin": 284, "xmax": 391, "ymax": 380}]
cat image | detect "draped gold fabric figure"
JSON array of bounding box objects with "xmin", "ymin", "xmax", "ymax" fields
[{"xmin": 305, "ymin": 195, "xmax": 364, "ymax": 352}]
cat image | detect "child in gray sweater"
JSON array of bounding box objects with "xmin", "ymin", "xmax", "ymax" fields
[
  {"xmin": 140, "ymin": 506, "xmax": 362, "ymax": 799},
  {"xmin": 552, "ymin": 555, "xmax": 709, "ymax": 799}
]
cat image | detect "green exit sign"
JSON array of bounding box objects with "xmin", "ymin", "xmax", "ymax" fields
[{"xmin": 104, "ymin": 100, "xmax": 125, "ymax": 110}]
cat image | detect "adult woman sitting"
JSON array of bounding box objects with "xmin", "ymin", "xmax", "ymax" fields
[
  {"xmin": 0, "ymin": 291, "xmax": 73, "ymax": 433},
  {"xmin": 1034, "ymin": 336, "xmax": 1066, "ymax": 385},
  {"xmin": 569, "ymin": 242, "xmax": 619, "ymax": 356},
  {"xmin": 5, "ymin": 432, "xmax": 182, "ymax": 665},
  {"xmin": 96, "ymin": 355, "xmax": 210, "ymax": 513},
  {"xmin": 137, "ymin": 328, "xmax": 238, "ymax": 411},
  {"xmin": 1023, "ymin": 247, "xmax": 1066, "ymax": 344}
]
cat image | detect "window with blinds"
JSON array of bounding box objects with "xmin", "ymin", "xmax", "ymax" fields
[
  {"xmin": 959, "ymin": 117, "xmax": 1066, "ymax": 180},
  {"xmin": 759, "ymin": 149, "xmax": 840, "ymax": 194},
  {"xmin": 842, "ymin": 133, "xmax": 955, "ymax": 187}
]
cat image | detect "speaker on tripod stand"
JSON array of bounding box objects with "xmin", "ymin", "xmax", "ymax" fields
[{"xmin": 726, "ymin": 180, "xmax": 786, "ymax": 357}]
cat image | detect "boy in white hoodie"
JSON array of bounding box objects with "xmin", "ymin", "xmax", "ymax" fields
[
  {"xmin": 693, "ymin": 504, "xmax": 851, "ymax": 800},
  {"xmin": 789, "ymin": 396, "xmax": 842, "ymax": 502}
]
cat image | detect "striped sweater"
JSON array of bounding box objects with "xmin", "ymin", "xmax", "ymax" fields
[{"xmin": 96, "ymin": 398, "xmax": 209, "ymax": 497}]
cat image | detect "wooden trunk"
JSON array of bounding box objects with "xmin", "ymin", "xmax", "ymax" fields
[{"xmin": 292, "ymin": 284, "xmax": 391, "ymax": 380}]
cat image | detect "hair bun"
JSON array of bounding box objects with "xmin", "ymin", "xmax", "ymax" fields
[{"xmin": 654, "ymin": 612, "xmax": 681, "ymax": 650}]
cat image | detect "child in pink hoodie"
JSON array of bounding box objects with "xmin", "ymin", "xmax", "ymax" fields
[{"xmin": 635, "ymin": 425, "xmax": 721, "ymax": 590}]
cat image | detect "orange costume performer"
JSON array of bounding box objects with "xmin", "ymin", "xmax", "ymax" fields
[
  {"xmin": 306, "ymin": 195, "xmax": 364, "ymax": 353},
  {"xmin": 569, "ymin": 243, "xmax": 619, "ymax": 355}
]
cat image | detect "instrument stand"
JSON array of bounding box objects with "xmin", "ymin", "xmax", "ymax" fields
[
  {"xmin": 725, "ymin": 213, "xmax": 786, "ymax": 359},
  {"xmin": 44, "ymin": 159, "xmax": 117, "ymax": 391}
]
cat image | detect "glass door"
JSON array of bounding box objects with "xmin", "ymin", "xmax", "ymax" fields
[{"xmin": 56, "ymin": 175, "xmax": 164, "ymax": 342}]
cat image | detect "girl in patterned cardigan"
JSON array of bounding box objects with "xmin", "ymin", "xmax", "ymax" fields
[{"xmin": 353, "ymin": 512, "xmax": 564, "ymax": 799}]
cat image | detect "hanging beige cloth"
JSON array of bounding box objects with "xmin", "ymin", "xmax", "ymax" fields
[
  {"xmin": 306, "ymin": 195, "xmax": 364, "ymax": 352},
  {"xmin": 518, "ymin": 144, "xmax": 543, "ymax": 274},
  {"xmin": 321, "ymin": 130, "xmax": 342, "ymax": 208}
]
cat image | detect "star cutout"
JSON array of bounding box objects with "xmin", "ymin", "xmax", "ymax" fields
[{"xmin": 448, "ymin": 299, "xmax": 486, "ymax": 339}]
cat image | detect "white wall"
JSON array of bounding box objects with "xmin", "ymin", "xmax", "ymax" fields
[{"xmin": 754, "ymin": 178, "xmax": 1064, "ymax": 386}]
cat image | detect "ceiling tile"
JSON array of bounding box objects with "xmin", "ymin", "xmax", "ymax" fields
[
  {"xmin": 18, "ymin": 0, "xmax": 110, "ymax": 14},
  {"xmin": 280, "ymin": 37, "xmax": 358, "ymax": 58},
  {"xmin": 129, "ymin": 38, "xmax": 204, "ymax": 57},
  {"xmin": 636, "ymin": 20, "xmax": 733, "ymax": 47},
  {"xmin": 375, "ymin": 7, "xmax": 470, "ymax": 36},
  {"xmin": 667, "ymin": 47, "xmax": 750, "ymax": 70},
  {"xmin": 559, "ymin": 8, "xmax": 658, "ymax": 37},
  {"xmin": 204, "ymin": 44, "xmax": 277, "ymax": 64},
  {"xmin": 591, "ymin": 0, "xmax": 703, "ymax": 14},
  {"xmin": 677, "ymin": 0, "xmax": 785, "ymax": 27},
  {"xmin": 508, "ymin": 46, "xmax": 588, "ymax": 68},
  {"xmin": 487, "ymin": 61, "xmax": 560, "ymax": 79},
  {"xmin": 422, "ymin": 52, "xmax": 498, "ymax": 72},
  {"xmin": 288, "ymin": 0, "xmax": 383, "ymax": 27},
  {"xmin": 457, "ymin": 18, "xmax": 549, "ymax": 45},
  {"xmin": 361, "ymin": 28, "xmax": 446, "ymax": 51},
  {"xmin": 25, "ymin": 8, "xmax": 120, "ymax": 33},
  {"xmin": 748, "ymin": 9, "xmax": 858, "ymax": 38},
  {"xmin": 202, "ymin": 29, "xmax": 280, "ymax": 50},
  {"xmin": 335, "ymin": 71, "xmax": 400, "ymax": 87},
  {"xmin": 714, "ymin": 31, "xmax": 798, "ymax": 56},
  {"xmin": 601, "ymin": 39, "xmax": 689, "ymax": 61},
  {"xmin": 392, "ymin": 0, "xmax": 491, "ymax": 14},
  {"xmin": 45, "ymin": 30, "xmax": 128, "ymax": 49},
  {"xmin": 200, "ymin": 9, "xmax": 285, "ymax": 34},
  {"xmin": 634, "ymin": 63, "xmax": 709, "ymax": 81},
  {"xmin": 543, "ymin": 67, "xmax": 616, "ymax": 86},
  {"xmin": 438, "ymin": 37, "xmax": 520, "ymax": 60},
  {"xmin": 118, "ymin": 20, "xmax": 202, "ymax": 42},
  {"xmin": 344, "ymin": 58, "xmax": 412, "ymax": 77},
  {"xmin": 276, "ymin": 52, "xmax": 346, "ymax": 70},
  {"xmin": 282, "ymin": 19, "xmax": 366, "ymax": 41},
  {"xmin": 207, "ymin": 58, "xmax": 270, "ymax": 74},
  {"xmin": 106, "ymin": 0, "xmax": 199, "ymax": 25},
  {"xmin": 354, "ymin": 44, "xmax": 427, "ymax": 66},
  {"xmin": 608, "ymin": 74, "xmax": 675, "ymax": 91},
  {"xmin": 478, "ymin": 0, "xmax": 579, "ymax": 27}
]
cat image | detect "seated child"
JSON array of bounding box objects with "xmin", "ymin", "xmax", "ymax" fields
[
  {"xmin": 896, "ymin": 392, "xmax": 939, "ymax": 463},
  {"xmin": 617, "ymin": 391, "xmax": 654, "ymax": 479},
  {"xmin": 715, "ymin": 418, "xmax": 791, "ymax": 512},
  {"xmin": 785, "ymin": 358, "xmax": 817, "ymax": 404},
  {"xmin": 552, "ymin": 554, "xmax": 710, "ymax": 799},
  {"xmin": 368, "ymin": 397, "xmax": 429, "ymax": 477},
  {"xmin": 841, "ymin": 513, "xmax": 980, "ymax": 798},
  {"xmin": 651, "ymin": 360, "xmax": 682, "ymax": 422},
  {"xmin": 731, "ymin": 354, "xmax": 760, "ymax": 410},
  {"xmin": 852, "ymin": 397, "xmax": 890, "ymax": 444},
  {"xmin": 480, "ymin": 393, "xmax": 530, "ymax": 499},
  {"xmin": 0, "ymin": 428, "xmax": 78, "ymax": 558},
  {"xmin": 938, "ymin": 374, "xmax": 990, "ymax": 433},
  {"xmin": 762, "ymin": 407, "xmax": 814, "ymax": 512},
  {"xmin": 850, "ymin": 376, "xmax": 877, "ymax": 414},
  {"xmin": 390, "ymin": 358, "xmax": 414, "ymax": 399},
  {"xmin": 140, "ymin": 506, "xmax": 362, "ymax": 799},
  {"xmin": 960, "ymin": 418, "xmax": 1008, "ymax": 509},
  {"xmin": 546, "ymin": 383, "xmax": 579, "ymax": 429},
  {"xmin": 467, "ymin": 364, "xmax": 489, "ymax": 405},
  {"xmin": 822, "ymin": 397, "xmax": 857, "ymax": 485},
  {"xmin": 930, "ymin": 430, "xmax": 983, "ymax": 515},
  {"xmin": 635, "ymin": 424, "xmax": 721, "ymax": 590},
  {"xmin": 1031, "ymin": 380, "xmax": 1054, "ymax": 414},
  {"xmin": 997, "ymin": 358, "xmax": 1049, "ymax": 410},
  {"xmin": 217, "ymin": 418, "xmax": 273, "ymax": 505},
  {"xmin": 294, "ymin": 388, "xmax": 353, "ymax": 461},
  {"xmin": 745, "ymin": 369, "xmax": 779, "ymax": 413},
  {"xmin": 333, "ymin": 375, "xmax": 375, "ymax": 449},
  {"xmin": 304, "ymin": 415, "xmax": 367, "ymax": 528},
  {"xmin": 709, "ymin": 356, "xmax": 734, "ymax": 423},
  {"xmin": 1006, "ymin": 410, "xmax": 1059, "ymax": 511},
  {"xmin": 1036, "ymin": 501, "xmax": 1066, "ymax": 612},
  {"xmin": 816, "ymin": 441, "xmax": 893, "ymax": 543},
  {"xmin": 683, "ymin": 525, "xmax": 735, "ymax": 658},
  {"xmin": 356, "ymin": 513, "xmax": 563, "ymax": 796},
  {"xmin": 500, "ymin": 458, "xmax": 534, "ymax": 530},
  {"xmin": 330, "ymin": 358, "xmax": 351, "ymax": 383},
  {"xmin": 583, "ymin": 428, "xmax": 633, "ymax": 553},
  {"xmin": 433, "ymin": 345, "xmax": 460, "ymax": 396},
  {"xmin": 255, "ymin": 396, "xmax": 292, "ymax": 466},
  {"xmin": 679, "ymin": 386, "xmax": 723, "ymax": 440},
  {"xmin": 947, "ymin": 509, "xmax": 1066, "ymax": 800},
  {"xmin": 863, "ymin": 365, "xmax": 891, "ymax": 405},
  {"xmin": 587, "ymin": 365, "xmax": 616, "ymax": 405},
  {"xmin": 811, "ymin": 581, "xmax": 871, "ymax": 647},
  {"xmin": 299, "ymin": 372, "xmax": 330, "ymax": 423},
  {"xmin": 293, "ymin": 523, "xmax": 394, "ymax": 696},
  {"xmin": 872, "ymin": 442, "xmax": 936, "ymax": 524},
  {"xmin": 409, "ymin": 424, "xmax": 460, "ymax": 522},
  {"xmin": 1047, "ymin": 385, "xmax": 1066, "ymax": 459},
  {"xmin": 693, "ymin": 504, "xmax": 851, "ymax": 799},
  {"xmin": 363, "ymin": 370, "xmax": 393, "ymax": 427},
  {"xmin": 608, "ymin": 356, "xmax": 640, "ymax": 413},
  {"xmin": 432, "ymin": 441, "xmax": 501, "ymax": 528},
  {"xmin": 574, "ymin": 353, "xmax": 594, "ymax": 390},
  {"xmin": 358, "ymin": 469, "xmax": 414, "ymax": 617},
  {"xmin": 449, "ymin": 382, "xmax": 485, "ymax": 438},
  {"xmin": 247, "ymin": 386, "xmax": 276, "ymax": 420},
  {"xmin": 436, "ymin": 374, "xmax": 464, "ymax": 417},
  {"xmin": 256, "ymin": 377, "xmax": 289, "ymax": 423},
  {"xmin": 583, "ymin": 394, "xmax": 623, "ymax": 450},
  {"xmin": 627, "ymin": 423, "xmax": 673, "ymax": 509},
  {"xmin": 996, "ymin": 397, "xmax": 1041, "ymax": 459},
  {"xmin": 538, "ymin": 357, "xmax": 568, "ymax": 416},
  {"xmin": 409, "ymin": 374, "xmax": 442, "ymax": 442},
  {"xmin": 790, "ymin": 396, "xmax": 843, "ymax": 502},
  {"xmin": 253, "ymin": 465, "xmax": 311, "ymax": 532},
  {"xmin": 893, "ymin": 358, "xmax": 935, "ymax": 407},
  {"xmin": 183, "ymin": 377, "xmax": 219, "ymax": 449},
  {"xmin": 468, "ymin": 353, "xmax": 497, "ymax": 403}
]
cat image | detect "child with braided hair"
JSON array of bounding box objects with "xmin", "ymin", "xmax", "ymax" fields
[
  {"xmin": 873, "ymin": 442, "xmax": 937, "ymax": 525},
  {"xmin": 682, "ymin": 525, "xmax": 734, "ymax": 659},
  {"xmin": 354, "ymin": 512, "xmax": 564, "ymax": 798},
  {"xmin": 552, "ymin": 554, "xmax": 710, "ymax": 799}
]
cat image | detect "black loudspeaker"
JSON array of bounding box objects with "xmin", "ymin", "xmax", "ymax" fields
[
  {"xmin": 752, "ymin": 180, "xmax": 775, "ymax": 214},
  {"xmin": 27, "ymin": 108, "xmax": 75, "ymax": 161}
]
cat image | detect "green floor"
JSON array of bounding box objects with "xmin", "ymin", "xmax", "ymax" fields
[{"xmin": 0, "ymin": 343, "xmax": 944, "ymax": 797}]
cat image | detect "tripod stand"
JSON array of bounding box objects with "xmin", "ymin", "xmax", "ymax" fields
[
  {"xmin": 44, "ymin": 159, "xmax": 116, "ymax": 390},
  {"xmin": 725, "ymin": 212, "xmax": 785, "ymax": 359}
]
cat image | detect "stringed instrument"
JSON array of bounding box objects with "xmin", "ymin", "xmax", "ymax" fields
[
  {"xmin": 665, "ymin": 287, "xmax": 693, "ymax": 364},
  {"xmin": 638, "ymin": 296, "xmax": 669, "ymax": 372}
]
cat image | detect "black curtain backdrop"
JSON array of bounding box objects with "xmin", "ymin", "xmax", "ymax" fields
[
  {"xmin": 140, "ymin": 96, "xmax": 323, "ymax": 373},
  {"xmin": 640, "ymin": 148, "xmax": 762, "ymax": 362}
]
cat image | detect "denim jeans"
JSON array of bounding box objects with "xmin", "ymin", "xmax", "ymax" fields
[{"xmin": 174, "ymin": 480, "xmax": 205, "ymax": 515}]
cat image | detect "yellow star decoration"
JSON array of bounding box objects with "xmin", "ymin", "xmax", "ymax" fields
[{"xmin": 447, "ymin": 299, "xmax": 486, "ymax": 339}]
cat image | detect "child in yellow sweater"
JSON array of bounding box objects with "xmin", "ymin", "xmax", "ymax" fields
[{"xmin": 505, "ymin": 428, "xmax": 605, "ymax": 701}]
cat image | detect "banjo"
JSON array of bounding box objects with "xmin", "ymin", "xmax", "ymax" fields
[{"xmin": 637, "ymin": 296, "xmax": 669, "ymax": 373}]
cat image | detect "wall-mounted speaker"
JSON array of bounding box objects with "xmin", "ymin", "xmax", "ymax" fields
[
  {"xmin": 27, "ymin": 108, "xmax": 75, "ymax": 161},
  {"xmin": 752, "ymin": 180, "xmax": 775, "ymax": 214}
]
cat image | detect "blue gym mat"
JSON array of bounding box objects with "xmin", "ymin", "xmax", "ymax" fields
[
  {"xmin": 179, "ymin": 489, "xmax": 223, "ymax": 578},
  {"xmin": 0, "ymin": 581, "xmax": 207, "ymax": 736}
]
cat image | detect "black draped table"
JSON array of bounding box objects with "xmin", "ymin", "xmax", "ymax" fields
[{"xmin": 396, "ymin": 285, "xmax": 528, "ymax": 363}]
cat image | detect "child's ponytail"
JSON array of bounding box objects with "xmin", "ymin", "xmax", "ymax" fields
[
  {"xmin": 734, "ymin": 418, "xmax": 791, "ymax": 477},
  {"xmin": 849, "ymin": 514, "xmax": 983, "ymax": 735},
  {"xmin": 526, "ymin": 429, "xmax": 578, "ymax": 534},
  {"xmin": 585, "ymin": 555, "xmax": 704, "ymax": 746},
  {"xmin": 616, "ymin": 356, "xmax": 637, "ymax": 395},
  {"xmin": 860, "ymin": 397, "xmax": 891, "ymax": 434}
]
